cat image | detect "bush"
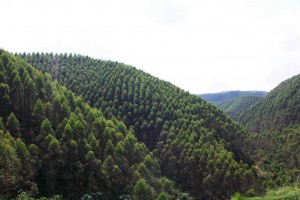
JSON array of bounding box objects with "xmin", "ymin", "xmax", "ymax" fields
[
  {"xmin": 231, "ymin": 193, "xmax": 246, "ymax": 200},
  {"xmin": 245, "ymin": 188, "xmax": 256, "ymax": 197}
]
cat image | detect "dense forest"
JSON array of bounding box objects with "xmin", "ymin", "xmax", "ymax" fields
[
  {"xmin": 0, "ymin": 50, "xmax": 257, "ymax": 200},
  {"xmin": 1, "ymin": 50, "xmax": 184, "ymax": 199},
  {"xmin": 1, "ymin": 49, "xmax": 299, "ymax": 199},
  {"xmin": 240, "ymin": 74, "xmax": 300, "ymax": 133},
  {"xmin": 216, "ymin": 95, "xmax": 263, "ymax": 120},
  {"xmin": 239, "ymin": 74, "xmax": 300, "ymax": 191},
  {"xmin": 1, "ymin": 51, "xmax": 257, "ymax": 199}
]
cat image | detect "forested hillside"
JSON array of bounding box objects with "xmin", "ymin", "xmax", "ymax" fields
[
  {"xmin": 240, "ymin": 74, "xmax": 300, "ymax": 133},
  {"xmin": 240, "ymin": 74, "xmax": 300, "ymax": 189},
  {"xmin": 216, "ymin": 95, "xmax": 263, "ymax": 120},
  {"xmin": 0, "ymin": 50, "xmax": 184, "ymax": 199},
  {"xmin": 16, "ymin": 52, "xmax": 258, "ymax": 199},
  {"xmin": 199, "ymin": 91, "xmax": 267, "ymax": 104}
]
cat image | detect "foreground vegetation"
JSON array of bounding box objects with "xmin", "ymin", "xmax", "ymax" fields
[{"xmin": 232, "ymin": 186, "xmax": 300, "ymax": 200}]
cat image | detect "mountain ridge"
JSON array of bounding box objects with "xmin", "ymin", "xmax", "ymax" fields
[{"xmin": 199, "ymin": 90, "xmax": 268, "ymax": 103}]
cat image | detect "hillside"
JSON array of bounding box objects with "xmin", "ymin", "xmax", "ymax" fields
[
  {"xmin": 0, "ymin": 50, "xmax": 183, "ymax": 199},
  {"xmin": 200, "ymin": 91, "xmax": 267, "ymax": 104},
  {"xmin": 240, "ymin": 74, "xmax": 300, "ymax": 133},
  {"xmin": 17, "ymin": 52, "xmax": 258, "ymax": 199},
  {"xmin": 240, "ymin": 74, "xmax": 300, "ymax": 189},
  {"xmin": 216, "ymin": 95, "xmax": 263, "ymax": 120}
]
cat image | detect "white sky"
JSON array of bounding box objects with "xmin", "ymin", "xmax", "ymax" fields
[{"xmin": 1, "ymin": 0, "xmax": 300, "ymax": 93}]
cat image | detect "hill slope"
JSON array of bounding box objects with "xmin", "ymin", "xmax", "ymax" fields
[
  {"xmin": 240, "ymin": 74, "xmax": 300, "ymax": 133},
  {"xmin": 200, "ymin": 91, "xmax": 267, "ymax": 104},
  {"xmin": 18, "ymin": 52, "xmax": 257, "ymax": 199},
  {"xmin": 0, "ymin": 50, "xmax": 183, "ymax": 199},
  {"xmin": 216, "ymin": 95, "xmax": 263, "ymax": 120},
  {"xmin": 239, "ymin": 74, "xmax": 300, "ymax": 188}
]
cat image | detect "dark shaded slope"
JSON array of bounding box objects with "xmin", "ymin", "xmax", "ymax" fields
[
  {"xmin": 19, "ymin": 53, "xmax": 257, "ymax": 199},
  {"xmin": 216, "ymin": 95, "xmax": 263, "ymax": 121}
]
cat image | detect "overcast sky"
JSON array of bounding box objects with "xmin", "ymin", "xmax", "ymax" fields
[{"xmin": 1, "ymin": 0, "xmax": 300, "ymax": 93}]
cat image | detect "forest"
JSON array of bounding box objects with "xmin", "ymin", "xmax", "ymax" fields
[
  {"xmin": 216, "ymin": 95, "xmax": 264, "ymax": 121},
  {"xmin": 239, "ymin": 74, "xmax": 300, "ymax": 192},
  {"xmin": 0, "ymin": 50, "xmax": 299, "ymax": 199}
]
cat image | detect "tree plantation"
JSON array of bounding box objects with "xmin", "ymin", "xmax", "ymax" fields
[{"xmin": 0, "ymin": 50, "xmax": 299, "ymax": 199}]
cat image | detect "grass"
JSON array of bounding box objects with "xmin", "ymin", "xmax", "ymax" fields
[{"xmin": 231, "ymin": 187, "xmax": 300, "ymax": 200}]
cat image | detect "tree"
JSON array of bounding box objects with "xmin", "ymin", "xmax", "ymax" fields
[
  {"xmin": 32, "ymin": 99, "xmax": 45, "ymax": 127},
  {"xmin": 133, "ymin": 179, "xmax": 152, "ymax": 200},
  {"xmin": 0, "ymin": 130, "xmax": 21, "ymax": 197},
  {"xmin": 38, "ymin": 118, "xmax": 55, "ymax": 145},
  {"xmin": 0, "ymin": 117, "xmax": 4, "ymax": 130},
  {"xmin": 24, "ymin": 76, "xmax": 36, "ymax": 116},
  {"xmin": 10, "ymin": 72, "xmax": 23, "ymax": 112},
  {"xmin": 45, "ymin": 102, "xmax": 53, "ymax": 123},
  {"xmin": 60, "ymin": 102, "xmax": 71, "ymax": 121},
  {"xmin": 6, "ymin": 112, "xmax": 20, "ymax": 137},
  {"xmin": 44, "ymin": 137, "xmax": 63, "ymax": 196},
  {"xmin": 156, "ymin": 191, "xmax": 169, "ymax": 200},
  {"xmin": 104, "ymin": 140, "xmax": 114, "ymax": 157},
  {"xmin": 35, "ymin": 73, "xmax": 46, "ymax": 99},
  {"xmin": 0, "ymin": 83, "xmax": 10, "ymax": 117}
]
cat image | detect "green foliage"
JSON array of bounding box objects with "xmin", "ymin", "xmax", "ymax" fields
[
  {"xmin": 18, "ymin": 51, "xmax": 257, "ymax": 199},
  {"xmin": 216, "ymin": 95, "xmax": 263, "ymax": 120},
  {"xmin": 156, "ymin": 191, "xmax": 170, "ymax": 200},
  {"xmin": 17, "ymin": 192, "xmax": 63, "ymax": 200},
  {"xmin": 6, "ymin": 112, "xmax": 20, "ymax": 137},
  {"xmin": 133, "ymin": 179, "xmax": 153, "ymax": 200},
  {"xmin": 240, "ymin": 74, "xmax": 300, "ymax": 133},
  {"xmin": 32, "ymin": 99, "xmax": 45, "ymax": 126},
  {"xmin": 0, "ymin": 51, "xmax": 182, "ymax": 199},
  {"xmin": 239, "ymin": 74, "xmax": 300, "ymax": 188},
  {"xmin": 231, "ymin": 187, "xmax": 300, "ymax": 200},
  {"xmin": 0, "ymin": 130, "xmax": 22, "ymax": 197},
  {"xmin": 0, "ymin": 117, "xmax": 3, "ymax": 130},
  {"xmin": 231, "ymin": 193, "xmax": 246, "ymax": 200},
  {"xmin": 245, "ymin": 189, "xmax": 256, "ymax": 197}
]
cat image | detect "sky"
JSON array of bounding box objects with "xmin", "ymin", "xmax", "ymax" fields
[{"xmin": 1, "ymin": 0, "xmax": 300, "ymax": 94}]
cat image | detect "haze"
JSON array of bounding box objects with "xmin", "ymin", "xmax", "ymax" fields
[{"xmin": 1, "ymin": 0, "xmax": 300, "ymax": 93}]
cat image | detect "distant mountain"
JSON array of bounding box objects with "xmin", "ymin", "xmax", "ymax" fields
[
  {"xmin": 216, "ymin": 95, "xmax": 263, "ymax": 121},
  {"xmin": 199, "ymin": 91, "xmax": 268, "ymax": 103}
]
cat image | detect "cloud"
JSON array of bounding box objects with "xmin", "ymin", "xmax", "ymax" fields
[{"xmin": 1, "ymin": 0, "xmax": 300, "ymax": 93}]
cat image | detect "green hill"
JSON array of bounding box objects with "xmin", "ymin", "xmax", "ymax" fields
[
  {"xmin": 17, "ymin": 52, "xmax": 257, "ymax": 199},
  {"xmin": 216, "ymin": 95, "xmax": 263, "ymax": 121},
  {"xmin": 240, "ymin": 74, "xmax": 300, "ymax": 133},
  {"xmin": 239, "ymin": 74, "xmax": 300, "ymax": 189},
  {"xmin": 0, "ymin": 50, "xmax": 183, "ymax": 199}
]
